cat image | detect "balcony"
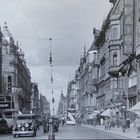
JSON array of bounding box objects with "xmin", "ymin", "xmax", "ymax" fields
[
  {"xmin": 108, "ymin": 40, "xmax": 122, "ymax": 48},
  {"xmin": 93, "ymin": 59, "xmax": 100, "ymax": 67},
  {"xmin": 91, "ymin": 78, "xmax": 99, "ymax": 86},
  {"xmin": 109, "ymin": 0, "xmax": 117, "ymax": 5},
  {"xmin": 10, "ymin": 60, "xmax": 17, "ymax": 66},
  {"xmin": 108, "ymin": 65, "xmax": 122, "ymax": 77}
]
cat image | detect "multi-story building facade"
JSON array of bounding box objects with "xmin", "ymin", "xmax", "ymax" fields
[
  {"xmin": 0, "ymin": 23, "xmax": 32, "ymax": 118},
  {"xmin": 75, "ymin": 43, "xmax": 100, "ymax": 120},
  {"xmin": 70, "ymin": 0, "xmax": 140, "ymax": 121}
]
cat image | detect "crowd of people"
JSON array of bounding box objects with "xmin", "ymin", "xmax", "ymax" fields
[
  {"xmin": 82, "ymin": 115, "xmax": 132, "ymax": 132},
  {"xmin": 81, "ymin": 114, "xmax": 140, "ymax": 137}
]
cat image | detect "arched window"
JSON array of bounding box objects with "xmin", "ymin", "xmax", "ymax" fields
[{"xmin": 113, "ymin": 52, "xmax": 117, "ymax": 66}]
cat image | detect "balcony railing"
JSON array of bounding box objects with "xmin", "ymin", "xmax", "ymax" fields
[{"xmin": 108, "ymin": 65, "xmax": 122, "ymax": 77}]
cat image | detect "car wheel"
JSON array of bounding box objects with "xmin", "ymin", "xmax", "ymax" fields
[{"xmin": 13, "ymin": 134, "xmax": 16, "ymax": 138}]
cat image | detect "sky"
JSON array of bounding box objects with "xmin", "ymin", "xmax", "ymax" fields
[{"xmin": 0, "ymin": 0, "xmax": 112, "ymax": 114}]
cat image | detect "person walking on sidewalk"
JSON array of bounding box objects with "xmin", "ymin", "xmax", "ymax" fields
[
  {"xmin": 121, "ymin": 117, "xmax": 126, "ymax": 133},
  {"xmin": 108, "ymin": 118, "xmax": 111, "ymax": 130},
  {"xmin": 126, "ymin": 118, "xmax": 130, "ymax": 129},
  {"xmin": 104, "ymin": 117, "xmax": 109, "ymax": 130},
  {"xmin": 134, "ymin": 116, "xmax": 140, "ymax": 138},
  {"xmin": 42, "ymin": 116, "xmax": 47, "ymax": 133}
]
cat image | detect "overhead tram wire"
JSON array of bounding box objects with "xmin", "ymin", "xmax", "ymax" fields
[
  {"xmin": 13, "ymin": 36, "xmax": 69, "ymax": 41},
  {"xmin": 49, "ymin": 38, "xmax": 55, "ymax": 116},
  {"xmin": 13, "ymin": 35, "xmax": 92, "ymax": 42}
]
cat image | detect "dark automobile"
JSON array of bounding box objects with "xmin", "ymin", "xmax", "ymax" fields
[
  {"xmin": 12, "ymin": 114, "xmax": 37, "ymax": 138},
  {"xmin": 47, "ymin": 117, "xmax": 60, "ymax": 132},
  {"xmin": 0, "ymin": 118, "xmax": 10, "ymax": 133}
]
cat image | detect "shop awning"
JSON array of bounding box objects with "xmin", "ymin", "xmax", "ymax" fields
[
  {"xmin": 100, "ymin": 109, "xmax": 111, "ymax": 117},
  {"xmin": 129, "ymin": 101, "xmax": 140, "ymax": 115},
  {"xmin": 87, "ymin": 110, "xmax": 101, "ymax": 120},
  {"xmin": 18, "ymin": 111, "xmax": 23, "ymax": 115},
  {"xmin": 100, "ymin": 108, "xmax": 116, "ymax": 117}
]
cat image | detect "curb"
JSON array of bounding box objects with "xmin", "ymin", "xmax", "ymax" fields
[{"xmin": 82, "ymin": 124, "xmax": 136, "ymax": 139}]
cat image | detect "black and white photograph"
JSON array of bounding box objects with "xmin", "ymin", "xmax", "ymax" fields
[{"xmin": 0, "ymin": 0, "xmax": 140, "ymax": 139}]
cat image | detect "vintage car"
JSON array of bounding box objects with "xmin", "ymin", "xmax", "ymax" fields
[
  {"xmin": 12, "ymin": 114, "xmax": 37, "ymax": 138},
  {"xmin": 0, "ymin": 118, "xmax": 10, "ymax": 133}
]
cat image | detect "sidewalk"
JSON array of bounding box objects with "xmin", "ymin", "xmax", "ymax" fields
[{"xmin": 82, "ymin": 124, "xmax": 139, "ymax": 139}]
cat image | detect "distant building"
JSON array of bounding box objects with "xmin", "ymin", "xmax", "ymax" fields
[
  {"xmin": 40, "ymin": 94, "xmax": 50, "ymax": 118},
  {"xmin": 31, "ymin": 83, "xmax": 40, "ymax": 116},
  {"xmin": 57, "ymin": 91, "xmax": 67, "ymax": 117},
  {"xmin": 67, "ymin": 81, "xmax": 77, "ymax": 110}
]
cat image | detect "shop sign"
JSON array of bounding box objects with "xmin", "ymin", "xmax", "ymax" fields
[{"xmin": 0, "ymin": 102, "xmax": 10, "ymax": 109}]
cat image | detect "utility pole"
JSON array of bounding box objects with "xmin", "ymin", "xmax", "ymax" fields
[
  {"xmin": 48, "ymin": 38, "xmax": 55, "ymax": 140},
  {"xmin": 49, "ymin": 38, "xmax": 55, "ymax": 116}
]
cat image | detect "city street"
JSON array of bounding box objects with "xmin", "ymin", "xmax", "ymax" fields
[{"xmin": 0, "ymin": 125, "xmax": 128, "ymax": 140}]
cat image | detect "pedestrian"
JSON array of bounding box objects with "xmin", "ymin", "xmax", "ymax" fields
[
  {"xmin": 42, "ymin": 116, "xmax": 47, "ymax": 134},
  {"xmin": 104, "ymin": 117, "xmax": 109, "ymax": 130},
  {"xmin": 116, "ymin": 118, "xmax": 119, "ymax": 128},
  {"xmin": 100, "ymin": 118, "xmax": 104, "ymax": 125},
  {"xmin": 35, "ymin": 117, "xmax": 40, "ymax": 130},
  {"xmin": 121, "ymin": 117, "xmax": 126, "ymax": 133},
  {"xmin": 126, "ymin": 118, "xmax": 130, "ymax": 129},
  {"xmin": 134, "ymin": 116, "xmax": 140, "ymax": 138},
  {"xmin": 62, "ymin": 119, "xmax": 65, "ymax": 125},
  {"xmin": 108, "ymin": 118, "xmax": 112, "ymax": 130},
  {"xmin": 112, "ymin": 117, "xmax": 115, "ymax": 128}
]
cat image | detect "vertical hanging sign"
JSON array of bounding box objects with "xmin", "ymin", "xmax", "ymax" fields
[{"xmin": 123, "ymin": 0, "xmax": 134, "ymax": 55}]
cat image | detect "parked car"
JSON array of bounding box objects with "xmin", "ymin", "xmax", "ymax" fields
[
  {"xmin": 12, "ymin": 114, "xmax": 37, "ymax": 138},
  {"xmin": 0, "ymin": 118, "xmax": 10, "ymax": 133},
  {"xmin": 5, "ymin": 117, "xmax": 16, "ymax": 132}
]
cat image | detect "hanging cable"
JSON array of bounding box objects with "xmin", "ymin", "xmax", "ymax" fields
[{"xmin": 49, "ymin": 38, "xmax": 55, "ymax": 116}]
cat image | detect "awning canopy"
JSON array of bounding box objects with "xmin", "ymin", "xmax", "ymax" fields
[
  {"xmin": 100, "ymin": 109, "xmax": 111, "ymax": 117},
  {"xmin": 100, "ymin": 108, "xmax": 116, "ymax": 117},
  {"xmin": 129, "ymin": 101, "xmax": 140, "ymax": 115},
  {"xmin": 18, "ymin": 111, "xmax": 23, "ymax": 115},
  {"xmin": 87, "ymin": 110, "xmax": 101, "ymax": 120}
]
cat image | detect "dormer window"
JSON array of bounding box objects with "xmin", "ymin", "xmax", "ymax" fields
[{"xmin": 113, "ymin": 52, "xmax": 117, "ymax": 66}]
